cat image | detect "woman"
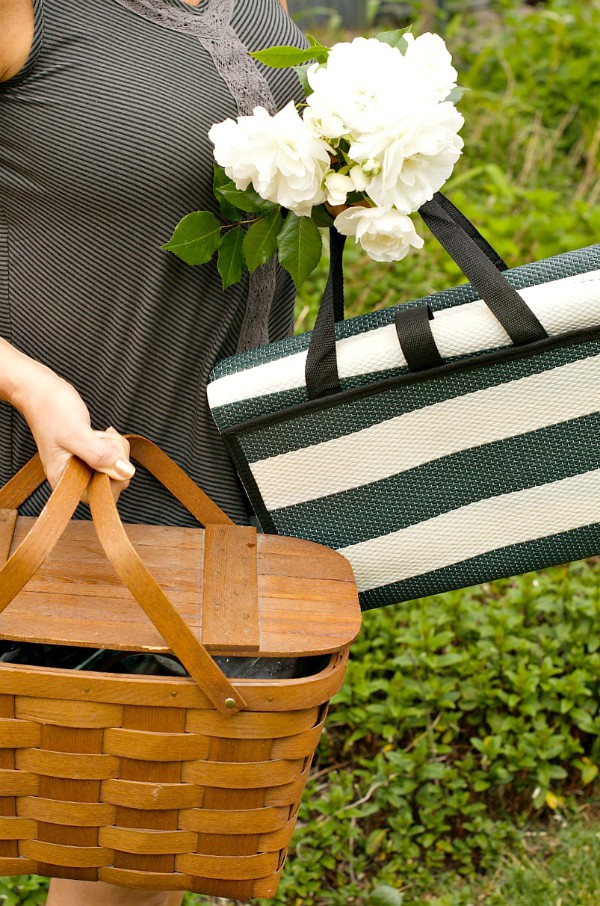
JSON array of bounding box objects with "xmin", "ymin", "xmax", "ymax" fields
[{"xmin": 0, "ymin": 1, "xmax": 301, "ymax": 904}]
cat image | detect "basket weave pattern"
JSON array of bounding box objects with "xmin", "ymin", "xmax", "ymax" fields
[
  {"xmin": 0, "ymin": 653, "xmax": 347, "ymax": 898},
  {"xmin": 0, "ymin": 437, "xmax": 360, "ymax": 897}
]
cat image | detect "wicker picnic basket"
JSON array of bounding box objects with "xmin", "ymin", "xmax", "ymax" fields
[{"xmin": 0, "ymin": 435, "xmax": 361, "ymax": 899}]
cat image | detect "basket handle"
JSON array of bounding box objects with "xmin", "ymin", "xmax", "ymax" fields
[
  {"xmin": 0, "ymin": 456, "xmax": 92, "ymax": 612},
  {"xmin": 0, "ymin": 434, "xmax": 235, "ymax": 526},
  {"xmin": 87, "ymin": 471, "xmax": 246, "ymax": 716},
  {"xmin": 123, "ymin": 434, "xmax": 234, "ymax": 527},
  {"xmin": 0, "ymin": 439, "xmax": 247, "ymax": 717}
]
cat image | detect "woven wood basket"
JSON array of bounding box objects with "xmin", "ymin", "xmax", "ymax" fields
[{"xmin": 0, "ymin": 435, "xmax": 361, "ymax": 899}]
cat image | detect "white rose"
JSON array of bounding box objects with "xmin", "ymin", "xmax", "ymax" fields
[
  {"xmin": 403, "ymin": 32, "xmax": 458, "ymax": 103},
  {"xmin": 352, "ymin": 102, "xmax": 464, "ymax": 212},
  {"xmin": 208, "ymin": 116, "xmax": 256, "ymax": 187},
  {"xmin": 306, "ymin": 37, "xmax": 408, "ymax": 140},
  {"xmin": 349, "ymin": 166, "xmax": 370, "ymax": 192},
  {"xmin": 324, "ymin": 172, "xmax": 354, "ymax": 206},
  {"xmin": 303, "ymin": 106, "xmax": 347, "ymax": 142},
  {"xmin": 209, "ymin": 102, "xmax": 330, "ymax": 216},
  {"xmin": 333, "ymin": 206, "xmax": 424, "ymax": 262}
]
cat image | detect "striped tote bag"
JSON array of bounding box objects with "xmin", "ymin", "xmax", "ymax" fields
[{"xmin": 207, "ymin": 194, "xmax": 600, "ymax": 610}]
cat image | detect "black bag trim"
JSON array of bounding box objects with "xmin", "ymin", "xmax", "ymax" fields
[
  {"xmin": 223, "ymin": 325, "xmax": 600, "ymax": 438},
  {"xmin": 304, "ymin": 229, "xmax": 346, "ymax": 398},
  {"xmin": 430, "ymin": 192, "xmax": 509, "ymax": 271},
  {"xmin": 395, "ymin": 303, "xmax": 444, "ymax": 371},
  {"xmin": 226, "ymin": 440, "xmax": 279, "ymax": 533}
]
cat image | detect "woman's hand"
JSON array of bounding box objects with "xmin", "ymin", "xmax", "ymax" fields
[{"xmin": 11, "ymin": 357, "xmax": 134, "ymax": 495}]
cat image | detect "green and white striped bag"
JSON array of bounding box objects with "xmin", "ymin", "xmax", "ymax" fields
[{"xmin": 207, "ymin": 195, "xmax": 600, "ymax": 610}]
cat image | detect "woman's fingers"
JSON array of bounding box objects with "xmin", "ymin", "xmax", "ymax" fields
[
  {"xmin": 75, "ymin": 428, "xmax": 132, "ymax": 504},
  {"xmin": 91, "ymin": 428, "xmax": 135, "ymax": 481}
]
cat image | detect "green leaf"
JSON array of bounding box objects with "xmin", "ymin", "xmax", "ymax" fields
[
  {"xmin": 277, "ymin": 213, "xmax": 323, "ymax": 289},
  {"xmin": 368, "ymin": 885, "xmax": 403, "ymax": 906},
  {"xmin": 576, "ymin": 758, "xmax": 600, "ymax": 785},
  {"xmin": 250, "ymin": 43, "xmax": 329, "ymax": 68},
  {"xmin": 243, "ymin": 210, "xmax": 283, "ymax": 273},
  {"xmin": 216, "ymin": 185, "xmax": 278, "ymax": 215},
  {"xmin": 161, "ymin": 211, "xmax": 222, "ymax": 266},
  {"xmin": 310, "ymin": 204, "xmax": 334, "ymax": 228},
  {"xmin": 217, "ymin": 226, "xmax": 245, "ymax": 289},
  {"xmin": 446, "ymin": 86, "xmax": 468, "ymax": 103},
  {"xmin": 213, "ymin": 165, "xmax": 242, "ymax": 222},
  {"xmin": 212, "ymin": 164, "xmax": 233, "ymax": 191},
  {"xmin": 293, "ymin": 63, "xmax": 312, "ymax": 96},
  {"xmin": 374, "ymin": 29, "xmax": 411, "ymax": 53}
]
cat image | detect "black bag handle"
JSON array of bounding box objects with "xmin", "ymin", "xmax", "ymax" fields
[
  {"xmin": 305, "ymin": 192, "xmax": 547, "ymax": 399},
  {"xmin": 418, "ymin": 196, "xmax": 547, "ymax": 344},
  {"xmin": 424, "ymin": 191, "xmax": 510, "ymax": 272}
]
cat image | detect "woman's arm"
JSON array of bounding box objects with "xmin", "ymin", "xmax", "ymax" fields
[
  {"xmin": 0, "ymin": 0, "xmax": 34, "ymax": 82},
  {"xmin": 0, "ymin": 338, "xmax": 133, "ymax": 490}
]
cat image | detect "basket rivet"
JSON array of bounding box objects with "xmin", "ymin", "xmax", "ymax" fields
[{"xmin": 225, "ymin": 697, "xmax": 237, "ymax": 709}]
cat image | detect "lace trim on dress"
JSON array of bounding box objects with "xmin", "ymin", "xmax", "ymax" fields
[{"xmin": 111, "ymin": 0, "xmax": 280, "ymax": 350}]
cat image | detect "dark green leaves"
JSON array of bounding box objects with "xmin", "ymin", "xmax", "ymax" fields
[
  {"xmin": 277, "ymin": 213, "xmax": 322, "ymax": 288},
  {"xmin": 216, "ymin": 185, "xmax": 277, "ymax": 216},
  {"xmin": 163, "ymin": 175, "xmax": 325, "ymax": 289},
  {"xmin": 310, "ymin": 203, "xmax": 335, "ymax": 228},
  {"xmin": 213, "ymin": 166, "xmax": 278, "ymax": 216},
  {"xmin": 164, "ymin": 162, "xmax": 326, "ymax": 288},
  {"xmin": 161, "ymin": 211, "xmax": 222, "ymax": 266},
  {"xmin": 165, "ymin": 166, "xmax": 284, "ymax": 288},
  {"xmin": 243, "ymin": 209, "xmax": 283, "ymax": 273},
  {"xmin": 217, "ymin": 226, "xmax": 244, "ymax": 289}
]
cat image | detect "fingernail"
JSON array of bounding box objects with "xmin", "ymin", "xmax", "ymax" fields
[
  {"xmin": 94, "ymin": 430, "xmax": 109, "ymax": 438},
  {"xmin": 115, "ymin": 459, "xmax": 135, "ymax": 479}
]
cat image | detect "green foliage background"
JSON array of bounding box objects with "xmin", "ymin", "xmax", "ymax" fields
[
  {"xmin": 295, "ymin": 0, "xmax": 600, "ymax": 332},
  {"xmin": 266, "ymin": 1, "xmax": 600, "ymax": 902},
  {"xmin": 1, "ymin": 1, "xmax": 599, "ymax": 904},
  {"xmin": 280, "ymin": 3, "xmax": 600, "ymax": 902}
]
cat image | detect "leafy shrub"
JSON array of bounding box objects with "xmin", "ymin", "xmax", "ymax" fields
[
  {"xmin": 0, "ymin": 875, "xmax": 47, "ymax": 905},
  {"xmin": 454, "ymin": 0, "xmax": 600, "ymax": 173},
  {"xmin": 263, "ymin": 560, "xmax": 600, "ymax": 904}
]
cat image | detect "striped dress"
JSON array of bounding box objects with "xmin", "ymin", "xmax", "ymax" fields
[{"xmin": 0, "ymin": 0, "xmax": 305, "ymax": 525}]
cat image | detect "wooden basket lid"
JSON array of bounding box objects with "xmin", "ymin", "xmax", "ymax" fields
[{"xmin": 0, "ymin": 512, "xmax": 361, "ymax": 657}]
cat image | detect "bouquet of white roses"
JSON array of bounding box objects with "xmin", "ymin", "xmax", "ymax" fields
[{"xmin": 164, "ymin": 28, "xmax": 464, "ymax": 289}]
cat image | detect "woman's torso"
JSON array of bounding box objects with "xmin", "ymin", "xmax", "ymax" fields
[{"xmin": 0, "ymin": 0, "xmax": 303, "ymax": 524}]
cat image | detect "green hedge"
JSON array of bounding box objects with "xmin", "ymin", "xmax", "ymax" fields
[{"xmin": 264, "ymin": 561, "xmax": 600, "ymax": 904}]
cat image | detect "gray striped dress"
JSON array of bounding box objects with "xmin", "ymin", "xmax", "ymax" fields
[{"xmin": 0, "ymin": 0, "xmax": 305, "ymax": 526}]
